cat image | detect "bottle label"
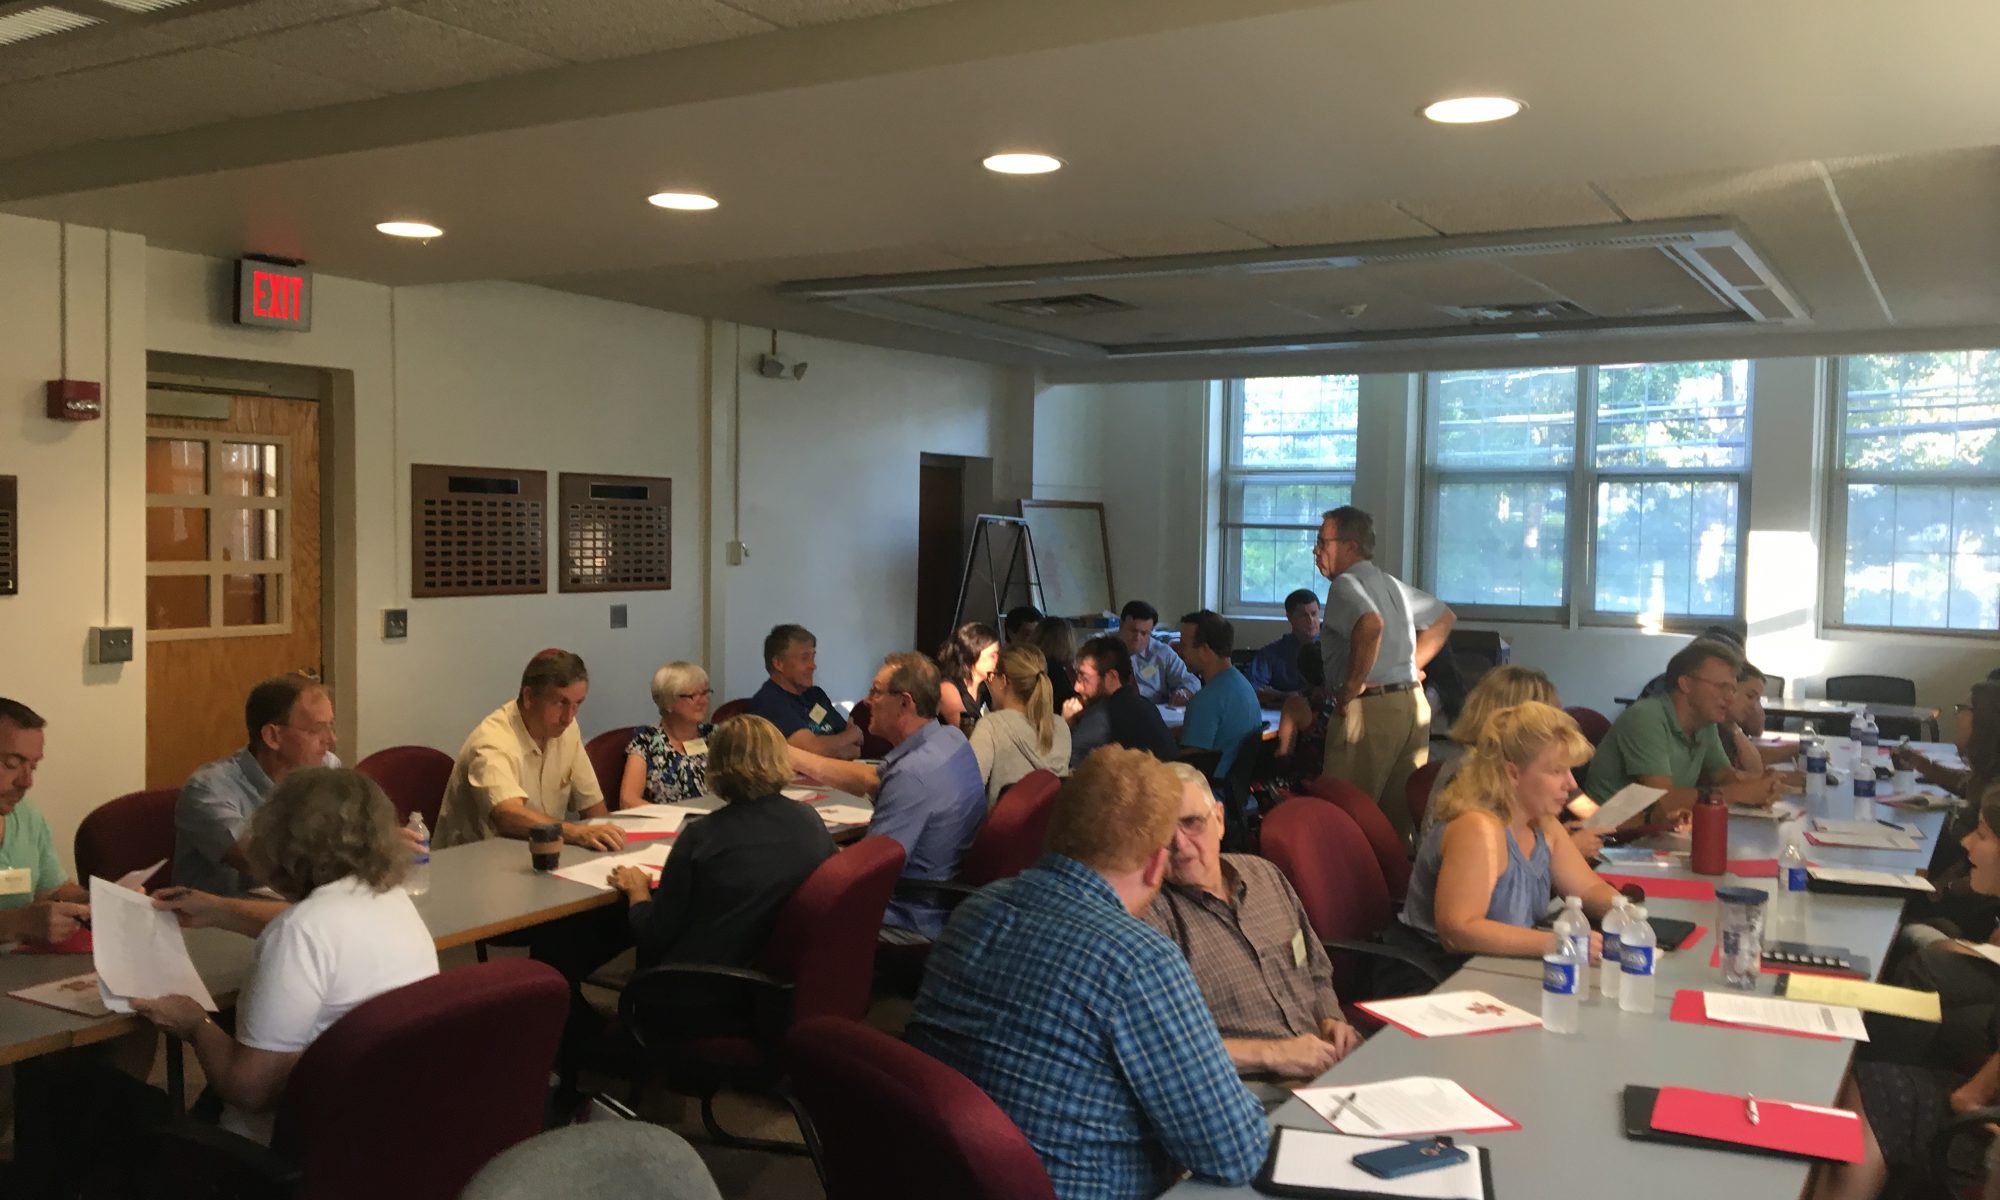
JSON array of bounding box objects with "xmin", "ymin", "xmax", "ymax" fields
[
  {"xmin": 1603, "ymin": 933, "xmax": 1621, "ymax": 963},
  {"xmin": 1806, "ymin": 751, "xmax": 1828, "ymax": 773},
  {"xmin": 1853, "ymin": 775, "xmax": 1876, "ymax": 798},
  {"xmin": 1543, "ymin": 960, "xmax": 1577, "ymax": 995},
  {"xmin": 1622, "ymin": 945, "xmax": 1655, "ymax": 976},
  {"xmin": 1785, "ymin": 865, "xmax": 1808, "ymax": 893}
]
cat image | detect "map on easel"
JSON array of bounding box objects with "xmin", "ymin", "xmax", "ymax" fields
[{"xmin": 1019, "ymin": 500, "xmax": 1114, "ymax": 619}]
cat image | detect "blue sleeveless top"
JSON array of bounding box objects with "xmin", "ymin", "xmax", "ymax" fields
[{"xmin": 1399, "ymin": 815, "xmax": 1553, "ymax": 939}]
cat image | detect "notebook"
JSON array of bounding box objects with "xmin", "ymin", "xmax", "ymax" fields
[{"xmin": 1254, "ymin": 1126, "xmax": 1495, "ymax": 1199}]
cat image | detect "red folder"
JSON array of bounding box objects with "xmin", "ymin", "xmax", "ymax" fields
[
  {"xmin": 1674, "ymin": 924, "xmax": 1709, "ymax": 953},
  {"xmin": 14, "ymin": 927, "xmax": 93, "ymax": 955},
  {"xmin": 1668, "ymin": 989, "xmax": 1838, "ymax": 1041},
  {"xmin": 622, "ymin": 831, "xmax": 679, "ymax": 843},
  {"xmin": 1650, "ymin": 1084, "xmax": 1863, "ymax": 1162},
  {"xmin": 1598, "ymin": 874, "xmax": 1716, "ymax": 902}
]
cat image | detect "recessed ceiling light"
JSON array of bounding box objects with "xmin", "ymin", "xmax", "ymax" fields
[
  {"xmin": 376, "ymin": 221, "xmax": 443, "ymax": 239},
  {"xmin": 647, "ymin": 191, "xmax": 719, "ymax": 211},
  {"xmin": 1421, "ymin": 96, "xmax": 1524, "ymax": 124},
  {"xmin": 982, "ymin": 152, "xmax": 1063, "ymax": 175}
]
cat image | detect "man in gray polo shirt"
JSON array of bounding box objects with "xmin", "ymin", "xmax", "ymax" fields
[
  {"xmin": 174, "ymin": 674, "xmax": 340, "ymax": 896},
  {"xmin": 1315, "ymin": 506, "xmax": 1454, "ymax": 839}
]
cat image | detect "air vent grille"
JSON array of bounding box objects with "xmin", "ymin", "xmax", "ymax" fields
[
  {"xmin": 992, "ymin": 293, "xmax": 1134, "ymax": 318},
  {"xmin": 1437, "ymin": 300, "xmax": 1595, "ymax": 323},
  {"xmin": 0, "ymin": 5, "xmax": 97, "ymax": 47}
]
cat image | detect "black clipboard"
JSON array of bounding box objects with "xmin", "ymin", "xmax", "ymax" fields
[
  {"xmin": 1619, "ymin": 1086, "xmax": 1824, "ymax": 1162},
  {"xmin": 1253, "ymin": 1126, "xmax": 1497, "ymax": 1199}
]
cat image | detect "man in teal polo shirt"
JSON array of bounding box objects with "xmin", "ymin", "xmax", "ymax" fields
[
  {"xmin": 0, "ymin": 697, "xmax": 90, "ymax": 943},
  {"xmin": 1583, "ymin": 640, "xmax": 1779, "ymax": 819}
]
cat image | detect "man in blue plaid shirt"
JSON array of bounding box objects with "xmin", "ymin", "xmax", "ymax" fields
[{"xmin": 906, "ymin": 746, "xmax": 1270, "ymax": 1200}]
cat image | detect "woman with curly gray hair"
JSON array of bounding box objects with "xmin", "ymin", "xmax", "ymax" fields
[{"xmin": 135, "ymin": 766, "xmax": 438, "ymax": 1144}]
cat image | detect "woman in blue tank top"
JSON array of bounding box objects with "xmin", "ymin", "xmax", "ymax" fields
[{"xmin": 1400, "ymin": 701, "xmax": 1617, "ymax": 962}]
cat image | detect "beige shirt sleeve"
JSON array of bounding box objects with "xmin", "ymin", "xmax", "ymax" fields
[{"xmin": 464, "ymin": 743, "xmax": 529, "ymax": 816}]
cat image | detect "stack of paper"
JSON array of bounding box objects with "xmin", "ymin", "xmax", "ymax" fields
[
  {"xmin": 1297, "ymin": 1077, "xmax": 1518, "ymax": 1136},
  {"xmin": 1699, "ymin": 992, "xmax": 1870, "ymax": 1040},
  {"xmin": 815, "ymin": 804, "xmax": 873, "ymax": 828},
  {"xmin": 89, "ymin": 877, "xmax": 217, "ymax": 1014},
  {"xmin": 1355, "ymin": 991, "xmax": 1542, "ymax": 1038},
  {"xmin": 1808, "ymin": 867, "xmax": 1935, "ymax": 893},
  {"xmin": 550, "ymin": 843, "xmax": 674, "ymax": 891}
]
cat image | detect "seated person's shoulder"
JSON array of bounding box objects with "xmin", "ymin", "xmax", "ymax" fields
[{"xmin": 1440, "ymin": 808, "xmax": 1507, "ymax": 847}]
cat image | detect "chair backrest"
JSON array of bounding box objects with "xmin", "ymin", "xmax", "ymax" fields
[
  {"xmin": 712, "ymin": 697, "xmax": 754, "ymax": 724},
  {"xmin": 784, "ymin": 1016, "xmax": 1057, "ymax": 1200},
  {"xmin": 1826, "ymin": 674, "xmax": 1917, "ymax": 706},
  {"xmin": 1303, "ymin": 775, "xmax": 1412, "ymax": 902},
  {"xmin": 1563, "ymin": 705, "xmax": 1613, "ymax": 748},
  {"xmin": 1258, "ymin": 796, "xmax": 1397, "ymax": 983},
  {"xmin": 759, "ymin": 836, "xmax": 904, "ymax": 1024},
  {"xmin": 353, "ymin": 745, "xmax": 454, "ymax": 829},
  {"xmin": 1218, "ymin": 727, "xmax": 1274, "ymax": 851},
  {"xmin": 847, "ymin": 699, "xmax": 896, "ymax": 760},
  {"xmin": 583, "ymin": 727, "xmax": 632, "ymax": 803},
  {"xmin": 460, "ymin": 1122, "xmax": 722, "ymax": 1200},
  {"xmin": 73, "ymin": 787, "xmax": 177, "ymax": 888},
  {"xmin": 1404, "ymin": 760, "xmax": 1443, "ymax": 832},
  {"xmin": 958, "ymin": 769, "xmax": 1060, "ymax": 886},
  {"xmin": 272, "ymin": 959, "xmax": 567, "ymax": 1200}
]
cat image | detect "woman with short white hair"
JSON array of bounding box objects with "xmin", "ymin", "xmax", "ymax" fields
[{"xmin": 620, "ymin": 661, "xmax": 714, "ymax": 808}]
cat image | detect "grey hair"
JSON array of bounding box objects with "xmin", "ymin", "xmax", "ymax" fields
[
  {"xmin": 1164, "ymin": 760, "xmax": 1216, "ymax": 803},
  {"xmin": 649, "ymin": 661, "xmax": 710, "ymax": 716}
]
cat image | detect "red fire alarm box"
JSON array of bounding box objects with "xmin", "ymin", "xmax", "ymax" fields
[{"xmin": 46, "ymin": 379, "xmax": 102, "ymax": 421}]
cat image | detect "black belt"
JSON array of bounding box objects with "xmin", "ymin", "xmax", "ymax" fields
[{"xmin": 1358, "ymin": 681, "xmax": 1420, "ymax": 697}]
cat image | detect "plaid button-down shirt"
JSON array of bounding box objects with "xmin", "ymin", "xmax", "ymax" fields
[
  {"xmin": 1142, "ymin": 854, "xmax": 1342, "ymax": 1040},
  {"xmin": 907, "ymin": 854, "xmax": 1269, "ymax": 1200}
]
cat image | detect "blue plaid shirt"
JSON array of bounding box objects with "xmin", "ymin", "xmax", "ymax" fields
[{"xmin": 906, "ymin": 854, "xmax": 1269, "ymax": 1200}]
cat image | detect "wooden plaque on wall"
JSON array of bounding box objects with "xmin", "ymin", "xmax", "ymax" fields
[
  {"xmin": 0, "ymin": 476, "xmax": 16, "ymax": 596},
  {"xmin": 559, "ymin": 472, "xmax": 671, "ymax": 593},
  {"xmin": 410, "ymin": 464, "xmax": 547, "ymax": 597}
]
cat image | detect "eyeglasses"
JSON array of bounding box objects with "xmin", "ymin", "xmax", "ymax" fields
[
  {"xmin": 1175, "ymin": 813, "xmax": 1211, "ymax": 834},
  {"xmin": 679, "ymin": 688, "xmax": 713, "ymax": 700},
  {"xmin": 284, "ymin": 721, "xmax": 336, "ymax": 737},
  {"xmin": 1694, "ymin": 675, "xmax": 1738, "ymax": 692}
]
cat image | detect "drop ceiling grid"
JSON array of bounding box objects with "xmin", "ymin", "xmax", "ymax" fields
[
  {"xmin": 0, "ymin": 0, "xmax": 378, "ymax": 84},
  {"xmin": 396, "ymin": 0, "xmax": 775, "ymax": 62},
  {"xmin": 227, "ymin": 8, "xmax": 562, "ymax": 94},
  {"xmin": 1821, "ymin": 148, "xmax": 2000, "ymax": 326}
]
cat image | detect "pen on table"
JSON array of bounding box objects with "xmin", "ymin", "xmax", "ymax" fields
[
  {"xmin": 1745, "ymin": 1094, "xmax": 1760, "ymax": 1126},
  {"xmin": 1323, "ymin": 1092, "xmax": 1356, "ymax": 1123},
  {"xmin": 1876, "ymin": 818, "xmax": 1905, "ymax": 829}
]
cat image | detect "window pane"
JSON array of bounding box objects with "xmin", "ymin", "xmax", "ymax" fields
[
  {"xmin": 1232, "ymin": 479, "xmax": 1351, "ymax": 526},
  {"xmin": 1432, "ymin": 481, "xmax": 1567, "ymax": 607},
  {"xmin": 1594, "ymin": 480, "xmax": 1739, "ymax": 616},
  {"xmin": 1431, "ymin": 367, "xmax": 1577, "ymax": 469},
  {"xmin": 1235, "ymin": 376, "xmax": 1358, "ymax": 468},
  {"xmin": 146, "ymin": 438, "xmax": 206, "ymax": 496},
  {"xmin": 218, "ymin": 442, "xmax": 281, "ymax": 498},
  {"xmin": 1594, "ymin": 360, "xmax": 1749, "ymax": 469},
  {"xmin": 1232, "ymin": 527, "xmax": 1325, "ymax": 609},
  {"xmin": 1842, "ymin": 483, "xmax": 2000, "ymax": 631},
  {"xmin": 1842, "ymin": 350, "xmax": 2000, "ymax": 472},
  {"xmin": 216, "ymin": 508, "xmax": 281, "ymax": 564},
  {"xmin": 222, "ymin": 572, "xmax": 277, "ymax": 627},
  {"xmin": 147, "ymin": 575, "xmax": 208, "ymax": 630},
  {"xmin": 147, "ymin": 507, "xmax": 207, "ymax": 563}
]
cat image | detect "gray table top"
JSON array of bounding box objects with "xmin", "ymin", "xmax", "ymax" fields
[{"xmin": 0, "ymin": 927, "xmax": 254, "ymax": 1066}]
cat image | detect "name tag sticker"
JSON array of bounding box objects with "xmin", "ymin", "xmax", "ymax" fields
[
  {"xmin": 0, "ymin": 867, "xmax": 33, "ymax": 897},
  {"xmin": 1291, "ymin": 928, "xmax": 1307, "ymax": 968},
  {"xmin": 681, "ymin": 738, "xmax": 708, "ymax": 757},
  {"xmin": 807, "ymin": 704, "xmax": 828, "ymax": 725}
]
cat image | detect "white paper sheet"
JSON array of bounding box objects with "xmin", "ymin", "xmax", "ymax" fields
[
  {"xmin": 782, "ymin": 786, "xmax": 832, "ymax": 802},
  {"xmin": 603, "ymin": 804, "xmax": 701, "ymax": 829},
  {"xmin": 8, "ymin": 972, "xmax": 113, "ymax": 1017},
  {"xmin": 1815, "ymin": 817, "xmax": 1920, "ymax": 838},
  {"xmin": 1730, "ymin": 801, "xmax": 1804, "ymax": 822},
  {"xmin": 550, "ymin": 843, "xmax": 674, "ymax": 892},
  {"xmin": 1298, "ymin": 1077, "xmax": 1514, "ymax": 1136},
  {"xmin": 1962, "ymin": 941, "xmax": 2000, "ymax": 967},
  {"xmin": 1807, "ymin": 829, "xmax": 1921, "ymax": 851},
  {"xmin": 113, "ymin": 859, "xmax": 168, "ymax": 890},
  {"xmin": 1577, "ymin": 783, "xmax": 1667, "ymax": 830},
  {"xmin": 1701, "ymin": 991, "xmax": 1870, "ymax": 1041},
  {"xmin": 815, "ymin": 805, "xmax": 873, "ymax": 827},
  {"xmin": 1357, "ymin": 991, "xmax": 1542, "ymax": 1037},
  {"xmin": 1265, "ymin": 1127, "xmax": 1486, "ymax": 1199},
  {"xmin": 1808, "ymin": 867, "xmax": 1935, "ymax": 893},
  {"xmin": 89, "ymin": 876, "xmax": 217, "ymax": 1012}
]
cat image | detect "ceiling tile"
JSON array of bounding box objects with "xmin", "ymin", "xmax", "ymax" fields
[
  {"xmin": 144, "ymin": 0, "xmax": 385, "ymax": 45},
  {"xmin": 1224, "ymin": 202, "xmax": 1436, "ymax": 248},
  {"xmin": 720, "ymin": 0, "xmax": 962, "ymax": 27},
  {"xmin": 1084, "ymin": 220, "xmax": 1270, "ymax": 259},
  {"xmin": 1821, "ymin": 147, "xmax": 2000, "ymax": 327},
  {"xmin": 231, "ymin": 9, "xmax": 562, "ymax": 95},
  {"xmin": 0, "ymin": 74, "xmax": 182, "ymax": 159},
  {"xmin": 1396, "ymin": 184, "xmax": 1623, "ymax": 235},
  {"xmin": 401, "ymin": 0, "xmax": 774, "ymax": 63},
  {"xmin": 81, "ymin": 45, "xmax": 380, "ymax": 123}
]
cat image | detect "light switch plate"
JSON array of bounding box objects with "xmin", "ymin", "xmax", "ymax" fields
[
  {"xmin": 383, "ymin": 608, "xmax": 408, "ymax": 640},
  {"xmin": 609, "ymin": 604, "xmax": 628, "ymax": 630},
  {"xmin": 90, "ymin": 626, "xmax": 134, "ymax": 664}
]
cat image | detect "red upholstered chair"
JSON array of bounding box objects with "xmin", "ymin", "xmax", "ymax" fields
[
  {"xmin": 846, "ymin": 700, "xmax": 896, "ymax": 761},
  {"xmin": 618, "ymin": 836, "xmax": 905, "ymax": 1152},
  {"xmin": 712, "ymin": 697, "xmax": 754, "ymax": 724},
  {"xmin": 155, "ymin": 960, "xmax": 568, "ymax": 1200},
  {"xmin": 1564, "ymin": 705, "xmax": 1612, "ymax": 748},
  {"xmin": 784, "ymin": 1016, "xmax": 1056, "ymax": 1200},
  {"xmin": 957, "ymin": 769, "xmax": 1060, "ymax": 886},
  {"xmin": 354, "ymin": 745, "xmax": 453, "ymax": 828},
  {"xmin": 584, "ymin": 727, "xmax": 633, "ymax": 804},
  {"xmin": 73, "ymin": 787, "xmax": 177, "ymax": 888},
  {"xmin": 1404, "ymin": 760, "xmax": 1444, "ymax": 834},
  {"xmin": 1303, "ymin": 776, "xmax": 1412, "ymax": 903}
]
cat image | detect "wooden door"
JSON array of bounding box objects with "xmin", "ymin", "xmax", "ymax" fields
[
  {"xmin": 144, "ymin": 397, "xmax": 323, "ymax": 789},
  {"xmin": 916, "ymin": 460, "xmax": 966, "ymax": 654}
]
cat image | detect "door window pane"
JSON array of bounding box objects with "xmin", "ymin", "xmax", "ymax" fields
[
  {"xmin": 218, "ymin": 442, "xmax": 281, "ymax": 498},
  {"xmin": 216, "ymin": 508, "xmax": 280, "ymax": 564},
  {"xmin": 1594, "ymin": 480, "xmax": 1739, "ymax": 617},
  {"xmin": 1432, "ymin": 481, "xmax": 1567, "ymax": 607},
  {"xmin": 147, "ymin": 576, "xmax": 208, "ymax": 630},
  {"xmin": 147, "ymin": 507, "xmax": 208, "ymax": 562},
  {"xmin": 146, "ymin": 438, "xmax": 206, "ymax": 496},
  {"xmin": 221, "ymin": 573, "xmax": 277, "ymax": 626}
]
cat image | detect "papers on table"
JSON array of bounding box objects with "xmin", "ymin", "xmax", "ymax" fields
[
  {"xmin": 1807, "ymin": 867, "xmax": 1935, "ymax": 893},
  {"xmin": 89, "ymin": 876, "xmax": 216, "ymax": 1014},
  {"xmin": 1699, "ymin": 991, "xmax": 1869, "ymax": 1041},
  {"xmin": 1730, "ymin": 801, "xmax": 1804, "ymax": 822},
  {"xmin": 1784, "ymin": 974, "xmax": 1943, "ymax": 1022},
  {"xmin": 1263, "ymin": 1127, "xmax": 1490, "ymax": 1199},
  {"xmin": 1356, "ymin": 991, "xmax": 1541, "ymax": 1038},
  {"xmin": 1805, "ymin": 819, "xmax": 1920, "ymax": 851},
  {"xmin": 1814, "ymin": 817, "xmax": 1921, "ymax": 838},
  {"xmin": 1298, "ymin": 1077, "xmax": 1518, "ymax": 1137},
  {"xmin": 599, "ymin": 804, "xmax": 699, "ymax": 835},
  {"xmin": 782, "ymin": 786, "xmax": 830, "ymax": 802},
  {"xmin": 1960, "ymin": 941, "xmax": 2000, "ymax": 967},
  {"xmin": 1574, "ymin": 783, "xmax": 1666, "ymax": 831},
  {"xmin": 815, "ymin": 804, "xmax": 873, "ymax": 828},
  {"xmin": 1597, "ymin": 847, "xmax": 1687, "ymax": 868},
  {"xmin": 8, "ymin": 972, "xmax": 114, "ymax": 1017},
  {"xmin": 550, "ymin": 843, "xmax": 673, "ymax": 892}
]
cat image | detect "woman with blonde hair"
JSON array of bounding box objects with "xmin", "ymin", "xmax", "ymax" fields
[
  {"xmin": 969, "ymin": 644, "xmax": 1072, "ymax": 804},
  {"xmin": 1392, "ymin": 702, "xmax": 1617, "ymax": 969},
  {"xmin": 620, "ymin": 660, "xmax": 714, "ymax": 807},
  {"xmin": 1422, "ymin": 666, "xmax": 1560, "ymax": 825}
]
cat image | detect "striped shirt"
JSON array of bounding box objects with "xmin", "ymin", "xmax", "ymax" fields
[{"xmin": 906, "ymin": 854, "xmax": 1269, "ymax": 1200}]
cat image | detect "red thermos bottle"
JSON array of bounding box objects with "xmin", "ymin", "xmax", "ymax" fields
[{"xmin": 1691, "ymin": 789, "xmax": 1726, "ymax": 875}]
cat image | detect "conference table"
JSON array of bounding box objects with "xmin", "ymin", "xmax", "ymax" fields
[{"xmin": 1167, "ymin": 739, "xmax": 1965, "ymax": 1200}]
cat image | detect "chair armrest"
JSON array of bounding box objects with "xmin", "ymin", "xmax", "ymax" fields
[
  {"xmin": 1323, "ymin": 938, "xmax": 1451, "ymax": 986},
  {"xmin": 618, "ymin": 963, "xmax": 797, "ymax": 1055},
  {"xmin": 1929, "ymin": 1103, "xmax": 2000, "ymax": 1186},
  {"xmin": 893, "ymin": 877, "xmax": 980, "ymax": 909},
  {"xmin": 151, "ymin": 1118, "xmax": 300, "ymax": 1200}
]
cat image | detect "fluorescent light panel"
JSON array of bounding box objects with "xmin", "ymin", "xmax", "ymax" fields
[
  {"xmin": 0, "ymin": 5, "xmax": 99, "ymax": 47},
  {"xmin": 95, "ymin": 0, "xmax": 200, "ymax": 10}
]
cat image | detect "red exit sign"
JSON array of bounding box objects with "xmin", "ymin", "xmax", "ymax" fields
[{"xmin": 234, "ymin": 260, "xmax": 313, "ymax": 331}]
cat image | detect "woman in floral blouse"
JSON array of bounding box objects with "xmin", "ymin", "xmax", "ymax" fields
[{"xmin": 620, "ymin": 661, "xmax": 715, "ymax": 806}]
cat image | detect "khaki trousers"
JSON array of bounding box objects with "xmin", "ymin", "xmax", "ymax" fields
[{"xmin": 1321, "ymin": 687, "xmax": 1431, "ymax": 840}]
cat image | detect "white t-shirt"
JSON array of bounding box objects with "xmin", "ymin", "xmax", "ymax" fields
[{"xmin": 222, "ymin": 876, "xmax": 439, "ymax": 1144}]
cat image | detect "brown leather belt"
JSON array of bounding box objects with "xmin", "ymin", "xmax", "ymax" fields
[{"xmin": 1358, "ymin": 681, "xmax": 1420, "ymax": 697}]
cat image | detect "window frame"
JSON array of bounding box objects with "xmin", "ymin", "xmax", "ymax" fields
[
  {"xmin": 1821, "ymin": 354, "xmax": 2000, "ymax": 638},
  {"xmin": 145, "ymin": 428, "xmax": 293, "ymax": 641},
  {"xmin": 1218, "ymin": 376, "xmax": 1357, "ymax": 619}
]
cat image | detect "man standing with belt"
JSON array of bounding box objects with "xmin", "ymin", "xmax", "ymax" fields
[{"xmin": 1315, "ymin": 506, "xmax": 1454, "ymax": 840}]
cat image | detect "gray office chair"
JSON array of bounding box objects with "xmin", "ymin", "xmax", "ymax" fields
[
  {"xmin": 459, "ymin": 1121, "xmax": 721, "ymax": 1200},
  {"xmin": 1825, "ymin": 674, "xmax": 1917, "ymax": 706}
]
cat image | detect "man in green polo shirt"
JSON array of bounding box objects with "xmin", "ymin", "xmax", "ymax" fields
[
  {"xmin": 1583, "ymin": 640, "xmax": 1779, "ymax": 819},
  {"xmin": 0, "ymin": 697, "xmax": 90, "ymax": 943}
]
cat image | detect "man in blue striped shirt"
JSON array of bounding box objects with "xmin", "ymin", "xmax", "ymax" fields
[{"xmin": 906, "ymin": 746, "xmax": 1270, "ymax": 1200}]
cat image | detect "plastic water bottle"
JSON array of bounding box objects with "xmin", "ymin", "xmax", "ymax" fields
[
  {"xmin": 405, "ymin": 811, "xmax": 431, "ymax": 897},
  {"xmin": 1851, "ymin": 744, "xmax": 1878, "ymax": 820},
  {"xmin": 1772, "ymin": 819, "xmax": 1810, "ymax": 941},
  {"xmin": 1542, "ymin": 932, "xmax": 1582, "ymax": 1034},
  {"xmin": 1601, "ymin": 896, "xmax": 1631, "ymax": 999},
  {"xmin": 1803, "ymin": 729, "xmax": 1827, "ymax": 795},
  {"xmin": 1553, "ymin": 895, "xmax": 1592, "ymax": 1001},
  {"xmin": 1619, "ymin": 903, "xmax": 1657, "ymax": 1014},
  {"xmin": 1851, "ymin": 710, "xmax": 1879, "ymax": 749}
]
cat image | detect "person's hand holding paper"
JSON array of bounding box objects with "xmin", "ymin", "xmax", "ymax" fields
[
  {"xmin": 91, "ymin": 876, "xmax": 216, "ymax": 1015},
  {"xmin": 1572, "ymin": 783, "xmax": 1667, "ymax": 831}
]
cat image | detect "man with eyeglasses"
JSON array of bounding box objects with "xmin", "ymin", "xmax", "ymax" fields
[
  {"xmin": 1583, "ymin": 638, "xmax": 1780, "ymax": 819},
  {"xmin": 175, "ymin": 673, "xmax": 343, "ymax": 896}
]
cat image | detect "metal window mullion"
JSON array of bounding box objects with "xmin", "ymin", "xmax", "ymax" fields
[{"xmin": 1571, "ymin": 365, "xmax": 1595, "ymax": 626}]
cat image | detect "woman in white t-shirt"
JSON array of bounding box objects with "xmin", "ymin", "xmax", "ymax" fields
[{"xmin": 135, "ymin": 766, "xmax": 439, "ymax": 1144}]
